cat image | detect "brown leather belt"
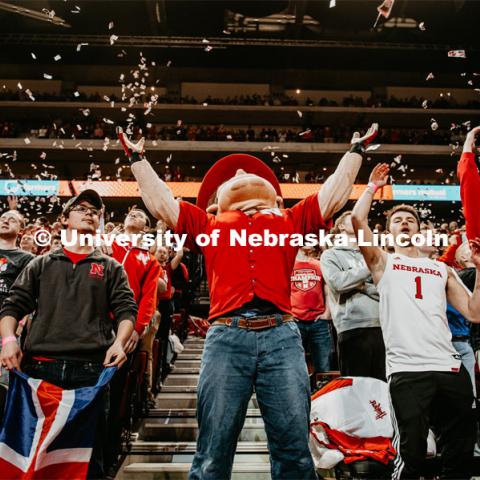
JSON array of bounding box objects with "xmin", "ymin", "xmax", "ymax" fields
[{"xmin": 212, "ymin": 314, "xmax": 293, "ymax": 331}]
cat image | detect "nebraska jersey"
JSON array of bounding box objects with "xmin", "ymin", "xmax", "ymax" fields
[{"xmin": 377, "ymin": 253, "xmax": 461, "ymax": 376}]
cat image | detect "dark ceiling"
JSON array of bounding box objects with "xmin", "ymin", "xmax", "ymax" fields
[
  {"xmin": 0, "ymin": 1, "xmax": 476, "ymax": 41},
  {"xmin": 0, "ymin": 0, "xmax": 478, "ymax": 71}
]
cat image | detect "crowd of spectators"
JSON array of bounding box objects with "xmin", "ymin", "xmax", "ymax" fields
[
  {"xmin": 1, "ymin": 88, "xmax": 480, "ymax": 109},
  {"xmin": 1, "ymin": 119, "xmax": 463, "ymax": 147}
]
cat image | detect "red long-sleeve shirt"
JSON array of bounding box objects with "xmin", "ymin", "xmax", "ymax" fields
[
  {"xmin": 458, "ymin": 151, "xmax": 480, "ymax": 240},
  {"xmin": 112, "ymin": 241, "xmax": 162, "ymax": 334}
]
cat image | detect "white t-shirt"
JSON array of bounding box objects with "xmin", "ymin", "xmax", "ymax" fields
[{"xmin": 377, "ymin": 253, "xmax": 461, "ymax": 376}]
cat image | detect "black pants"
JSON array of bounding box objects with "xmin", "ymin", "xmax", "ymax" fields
[
  {"xmin": 23, "ymin": 359, "xmax": 109, "ymax": 480},
  {"xmin": 389, "ymin": 365, "xmax": 475, "ymax": 479},
  {"xmin": 103, "ymin": 354, "xmax": 132, "ymax": 473},
  {"xmin": 156, "ymin": 299, "xmax": 174, "ymax": 384},
  {"xmin": 337, "ymin": 327, "xmax": 386, "ymax": 381}
]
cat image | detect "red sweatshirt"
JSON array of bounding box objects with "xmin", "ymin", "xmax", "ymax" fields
[
  {"xmin": 458, "ymin": 151, "xmax": 480, "ymax": 240},
  {"xmin": 112, "ymin": 241, "xmax": 162, "ymax": 334}
]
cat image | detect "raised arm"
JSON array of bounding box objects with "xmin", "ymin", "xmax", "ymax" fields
[
  {"xmin": 447, "ymin": 238, "xmax": 480, "ymax": 323},
  {"xmin": 458, "ymin": 126, "xmax": 480, "ymax": 240},
  {"xmin": 170, "ymin": 247, "xmax": 184, "ymax": 271},
  {"xmin": 351, "ymin": 163, "xmax": 389, "ymax": 284},
  {"xmin": 318, "ymin": 123, "xmax": 378, "ymax": 221},
  {"xmin": 117, "ymin": 128, "xmax": 179, "ymax": 229}
]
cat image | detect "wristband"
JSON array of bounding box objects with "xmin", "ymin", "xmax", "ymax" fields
[
  {"xmin": 349, "ymin": 142, "xmax": 366, "ymax": 155},
  {"xmin": 128, "ymin": 151, "xmax": 146, "ymax": 165},
  {"xmin": 367, "ymin": 182, "xmax": 379, "ymax": 194},
  {"xmin": 1, "ymin": 335, "xmax": 16, "ymax": 348}
]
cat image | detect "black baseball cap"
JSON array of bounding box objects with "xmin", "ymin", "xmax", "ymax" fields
[{"xmin": 62, "ymin": 189, "xmax": 103, "ymax": 215}]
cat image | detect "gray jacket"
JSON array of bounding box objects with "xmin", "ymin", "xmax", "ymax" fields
[{"xmin": 320, "ymin": 246, "xmax": 380, "ymax": 334}]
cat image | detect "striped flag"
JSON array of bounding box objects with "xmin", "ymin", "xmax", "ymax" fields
[{"xmin": 0, "ymin": 368, "xmax": 115, "ymax": 479}]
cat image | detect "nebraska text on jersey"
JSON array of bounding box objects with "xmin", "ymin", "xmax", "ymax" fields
[
  {"xmin": 377, "ymin": 253, "xmax": 461, "ymax": 376},
  {"xmin": 291, "ymin": 269, "xmax": 321, "ymax": 291},
  {"xmin": 392, "ymin": 263, "xmax": 442, "ymax": 277}
]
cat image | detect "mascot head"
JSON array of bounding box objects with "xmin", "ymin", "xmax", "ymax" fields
[{"xmin": 196, "ymin": 154, "xmax": 282, "ymax": 214}]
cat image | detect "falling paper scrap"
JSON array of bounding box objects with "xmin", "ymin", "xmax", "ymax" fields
[
  {"xmin": 448, "ymin": 50, "xmax": 466, "ymax": 58},
  {"xmin": 42, "ymin": 8, "xmax": 55, "ymax": 19},
  {"xmin": 54, "ymin": 54, "xmax": 61, "ymax": 61},
  {"xmin": 110, "ymin": 34, "xmax": 119, "ymax": 45},
  {"xmin": 329, "ymin": 0, "xmax": 336, "ymax": 7},
  {"xmin": 419, "ymin": 22, "xmax": 426, "ymax": 31},
  {"xmin": 431, "ymin": 119, "xmax": 439, "ymax": 131},
  {"xmin": 422, "ymin": 100, "xmax": 428, "ymax": 109},
  {"xmin": 374, "ymin": 0, "xmax": 395, "ymax": 27},
  {"xmin": 426, "ymin": 73, "xmax": 434, "ymax": 81},
  {"xmin": 377, "ymin": 0, "xmax": 395, "ymax": 18}
]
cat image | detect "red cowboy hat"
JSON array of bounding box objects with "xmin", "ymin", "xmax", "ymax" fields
[{"xmin": 196, "ymin": 153, "xmax": 282, "ymax": 211}]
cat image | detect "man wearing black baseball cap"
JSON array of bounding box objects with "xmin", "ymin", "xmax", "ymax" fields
[
  {"xmin": 0, "ymin": 189, "xmax": 138, "ymax": 478},
  {"xmin": 62, "ymin": 188, "xmax": 104, "ymax": 215}
]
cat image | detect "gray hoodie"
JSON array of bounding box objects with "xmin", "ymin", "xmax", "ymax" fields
[{"xmin": 320, "ymin": 246, "xmax": 380, "ymax": 334}]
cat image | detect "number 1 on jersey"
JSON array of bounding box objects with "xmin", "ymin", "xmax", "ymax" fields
[{"xmin": 414, "ymin": 276, "xmax": 423, "ymax": 300}]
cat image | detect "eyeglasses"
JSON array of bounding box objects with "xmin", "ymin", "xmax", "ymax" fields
[{"xmin": 70, "ymin": 205, "xmax": 100, "ymax": 216}]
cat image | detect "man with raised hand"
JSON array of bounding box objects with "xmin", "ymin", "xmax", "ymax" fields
[
  {"xmin": 351, "ymin": 163, "xmax": 480, "ymax": 479},
  {"xmin": 118, "ymin": 124, "xmax": 378, "ymax": 480}
]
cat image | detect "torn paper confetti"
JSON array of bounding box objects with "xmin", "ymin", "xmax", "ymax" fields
[{"xmin": 448, "ymin": 50, "xmax": 466, "ymax": 58}]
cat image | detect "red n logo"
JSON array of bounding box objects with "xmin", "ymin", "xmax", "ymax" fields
[{"xmin": 89, "ymin": 263, "xmax": 104, "ymax": 279}]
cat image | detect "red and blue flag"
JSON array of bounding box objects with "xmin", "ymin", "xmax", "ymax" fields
[{"xmin": 0, "ymin": 367, "xmax": 114, "ymax": 480}]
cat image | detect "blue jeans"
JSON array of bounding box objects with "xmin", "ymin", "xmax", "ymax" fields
[
  {"xmin": 296, "ymin": 320, "xmax": 333, "ymax": 373},
  {"xmin": 22, "ymin": 359, "xmax": 109, "ymax": 479},
  {"xmin": 453, "ymin": 340, "xmax": 477, "ymax": 397},
  {"xmin": 189, "ymin": 319, "xmax": 318, "ymax": 480}
]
